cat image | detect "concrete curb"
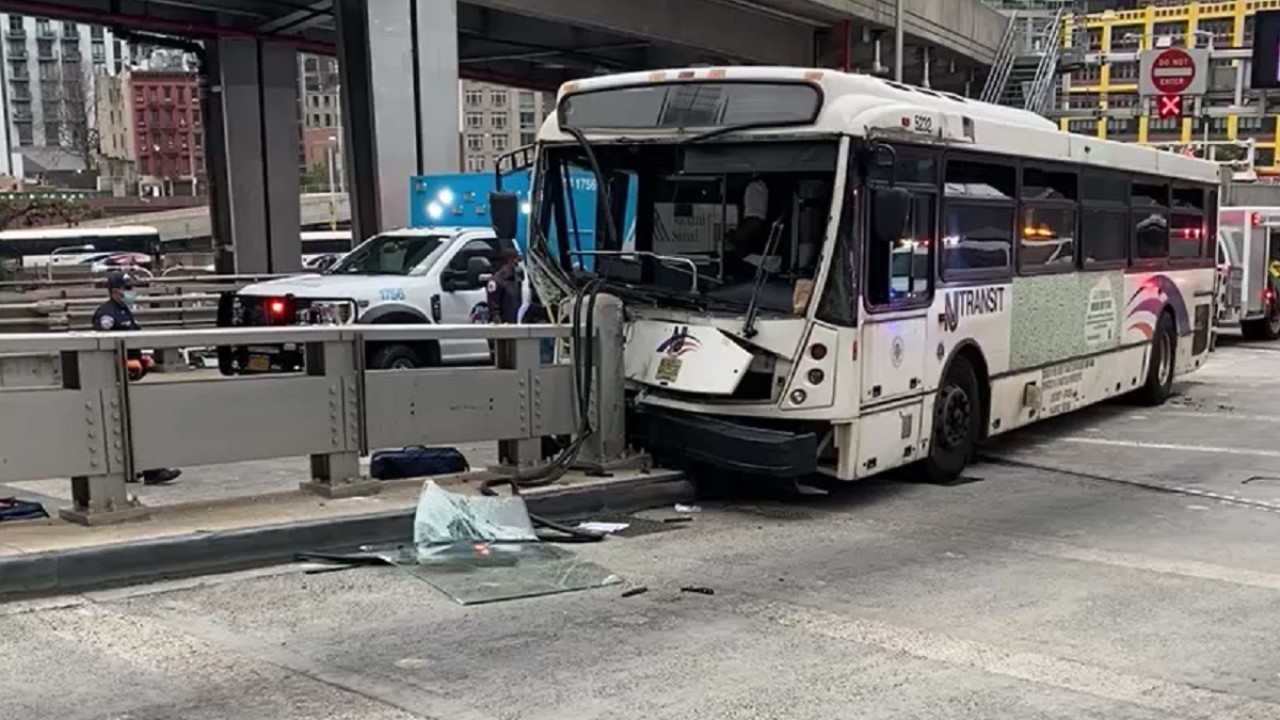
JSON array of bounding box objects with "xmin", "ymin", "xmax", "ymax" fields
[{"xmin": 0, "ymin": 472, "xmax": 694, "ymax": 600}]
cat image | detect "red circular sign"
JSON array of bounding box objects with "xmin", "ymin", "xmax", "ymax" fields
[{"xmin": 1150, "ymin": 47, "xmax": 1196, "ymax": 94}]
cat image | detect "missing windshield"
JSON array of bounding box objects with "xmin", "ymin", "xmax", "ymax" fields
[{"xmin": 534, "ymin": 140, "xmax": 838, "ymax": 316}]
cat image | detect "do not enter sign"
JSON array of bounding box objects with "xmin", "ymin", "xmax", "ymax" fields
[{"xmin": 1140, "ymin": 46, "xmax": 1208, "ymax": 97}]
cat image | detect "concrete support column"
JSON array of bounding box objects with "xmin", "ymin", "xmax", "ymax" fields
[
  {"xmin": 208, "ymin": 38, "xmax": 302, "ymax": 274},
  {"xmin": 335, "ymin": 0, "xmax": 459, "ymax": 242}
]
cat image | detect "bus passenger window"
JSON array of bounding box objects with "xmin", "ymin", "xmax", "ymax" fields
[
  {"xmin": 1019, "ymin": 207, "xmax": 1076, "ymax": 271},
  {"xmin": 942, "ymin": 205, "xmax": 1013, "ymax": 275},
  {"xmin": 1170, "ymin": 213, "xmax": 1206, "ymax": 258},
  {"xmin": 1134, "ymin": 212, "xmax": 1169, "ymax": 259},
  {"xmin": 1081, "ymin": 209, "xmax": 1128, "ymax": 263}
]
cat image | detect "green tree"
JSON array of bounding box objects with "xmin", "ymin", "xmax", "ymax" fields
[
  {"xmin": 301, "ymin": 162, "xmax": 330, "ymax": 192},
  {"xmin": 0, "ymin": 196, "xmax": 102, "ymax": 229}
]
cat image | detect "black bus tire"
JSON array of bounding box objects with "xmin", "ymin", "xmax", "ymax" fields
[
  {"xmin": 1135, "ymin": 311, "xmax": 1176, "ymax": 406},
  {"xmin": 920, "ymin": 356, "xmax": 982, "ymax": 484}
]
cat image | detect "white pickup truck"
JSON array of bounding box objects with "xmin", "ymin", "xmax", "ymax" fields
[{"xmin": 216, "ymin": 226, "xmax": 526, "ymax": 373}]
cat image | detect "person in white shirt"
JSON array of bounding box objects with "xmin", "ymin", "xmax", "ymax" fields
[{"xmin": 727, "ymin": 177, "xmax": 772, "ymax": 259}]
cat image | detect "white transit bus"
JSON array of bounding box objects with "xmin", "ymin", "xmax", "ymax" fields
[
  {"xmin": 0, "ymin": 226, "xmax": 161, "ymax": 275},
  {"xmin": 513, "ymin": 66, "xmax": 1221, "ymax": 483}
]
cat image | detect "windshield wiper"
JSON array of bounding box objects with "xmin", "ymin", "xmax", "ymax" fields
[
  {"xmin": 680, "ymin": 121, "xmax": 805, "ymax": 145},
  {"xmin": 741, "ymin": 218, "xmax": 785, "ymax": 339}
]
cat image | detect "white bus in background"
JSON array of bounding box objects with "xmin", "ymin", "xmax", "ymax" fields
[
  {"xmin": 0, "ymin": 226, "xmax": 161, "ymax": 276},
  {"xmin": 301, "ymin": 229, "xmax": 355, "ymax": 270},
  {"xmin": 516, "ymin": 66, "xmax": 1220, "ymax": 483}
]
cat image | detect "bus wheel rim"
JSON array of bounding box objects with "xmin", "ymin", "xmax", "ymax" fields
[
  {"xmin": 1157, "ymin": 333, "xmax": 1173, "ymax": 385},
  {"xmin": 390, "ymin": 358, "xmax": 415, "ymax": 370},
  {"xmin": 939, "ymin": 387, "xmax": 972, "ymax": 450}
]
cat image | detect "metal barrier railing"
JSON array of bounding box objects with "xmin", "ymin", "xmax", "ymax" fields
[
  {"xmin": 0, "ymin": 320, "xmax": 632, "ymax": 526},
  {"xmin": 0, "ymin": 274, "xmax": 288, "ymax": 335}
]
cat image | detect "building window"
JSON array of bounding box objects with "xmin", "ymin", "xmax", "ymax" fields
[
  {"xmin": 1110, "ymin": 62, "xmax": 1138, "ymax": 81},
  {"xmin": 489, "ymin": 89, "xmax": 507, "ymax": 107},
  {"xmin": 1105, "ymin": 118, "xmax": 1135, "ymax": 136},
  {"xmin": 9, "ymin": 16, "xmax": 23, "ymax": 32},
  {"xmin": 466, "ymin": 156, "xmax": 487, "ymax": 172},
  {"xmin": 90, "ymin": 25, "xmax": 103, "ymax": 39},
  {"xmin": 520, "ymin": 132, "xmax": 536, "ymax": 146},
  {"xmin": 492, "ymin": 134, "xmax": 508, "ymax": 152},
  {"xmin": 465, "ymin": 112, "xmax": 483, "ymax": 129},
  {"xmin": 465, "ymin": 89, "xmax": 483, "ymax": 107},
  {"xmin": 465, "ymin": 134, "xmax": 484, "ymax": 152},
  {"xmin": 491, "ymin": 112, "xmax": 507, "ymax": 130}
]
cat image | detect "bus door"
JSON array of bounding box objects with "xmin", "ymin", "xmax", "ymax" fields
[{"xmin": 861, "ymin": 190, "xmax": 934, "ymax": 405}]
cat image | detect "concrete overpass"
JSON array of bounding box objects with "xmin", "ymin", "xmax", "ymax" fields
[
  {"xmin": 73, "ymin": 194, "xmax": 353, "ymax": 244},
  {"xmin": 3, "ymin": 0, "xmax": 1007, "ymax": 273}
]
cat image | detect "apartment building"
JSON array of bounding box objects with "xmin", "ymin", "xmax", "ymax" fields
[
  {"xmin": 460, "ymin": 80, "xmax": 554, "ymax": 173},
  {"xmin": 0, "ymin": 15, "xmax": 130, "ymax": 175},
  {"xmin": 128, "ymin": 70, "xmax": 203, "ymax": 195}
]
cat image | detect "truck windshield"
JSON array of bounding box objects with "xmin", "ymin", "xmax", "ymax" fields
[
  {"xmin": 532, "ymin": 139, "xmax": 838, "ymax": 315},
  {"xmin": 326, "ymin": 234, "xmax": 446, "ymax": 276}
]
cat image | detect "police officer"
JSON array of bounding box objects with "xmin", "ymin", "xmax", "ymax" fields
[
  {"xmin": 92, "ymin": 272, "xmax": 182, "ymax": 485},
  {"xmin": 486, "ymin": 249, "xmax": 523, "ymax": 325}
]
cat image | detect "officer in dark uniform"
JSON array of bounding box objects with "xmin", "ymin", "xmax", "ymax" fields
[
  {"xmin": 486, "ymin": 249, "xmax": 523, "ymax": 325},
  {"xmin": 92, "ymin": 272, "xmax": 182, "ymax": 485}
]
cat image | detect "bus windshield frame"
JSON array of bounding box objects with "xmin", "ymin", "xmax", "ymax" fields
[{"xmin": 529, "ymin": 136, "xmax": 842, "ymax": 317}]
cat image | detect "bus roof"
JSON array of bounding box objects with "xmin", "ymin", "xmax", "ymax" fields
[
  {"xmin": 545, "ymin": 66, "xmax": 1221, "ymax": 186},
  {"xmin": 0, "ymin": 226, "xmax": 160, "ymax": 240}
]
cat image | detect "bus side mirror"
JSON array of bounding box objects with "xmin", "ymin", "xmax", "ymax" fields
[
  {"xmin": 489, "ymin": 192, "xmax": 519, "ymax": 241},
  {"xmin": 873, "ymin": 188, "xmax": 911, "ymax": 246}
]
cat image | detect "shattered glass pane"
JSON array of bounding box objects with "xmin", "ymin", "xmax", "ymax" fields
[
  {"xmin": 356, "ymin": 481, "xmax": 622, "ymax": 605},
  {"xmin": 362, "ymin": 541, "xmax": 622, "ymax": 605},
  {"xmin": 413, "ymin": 481, "xmax": 538, "ymax": 549}
]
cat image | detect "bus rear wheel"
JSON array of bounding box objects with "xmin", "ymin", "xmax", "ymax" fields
[
  {"xmin": 1135, "ymin": 312, "xmax": 1176, "ymax": 406},
  {"xmin": 920, "ymin": 356, "xmax": 982, "ymax": 484}
]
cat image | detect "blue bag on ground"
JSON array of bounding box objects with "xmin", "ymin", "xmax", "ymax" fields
[
  {"xmin": 0, "ymin": 497, "xmax": 49, "ymax": 522},
  {"xmin": 370, "ymin": 447, "xmax": 469, "ymax": 480}
]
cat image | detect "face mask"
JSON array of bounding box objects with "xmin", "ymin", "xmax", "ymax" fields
[{"xmin": 121, "ymin": 290, "xmax": 136, "ymax": 306}]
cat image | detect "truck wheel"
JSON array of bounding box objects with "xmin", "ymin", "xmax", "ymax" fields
[
  {"xmin": 920, "ymin": 356, "xmax": 982, "ymax": 484},
  {"xmin": 368, "ymin": 344, "xmax": 422, "ymax": 370},
  {"xmin": 1242, "ymin": 303, "xmax": 1280, "ymax": 341},
  {"xmin": 1135, "ymin": 312, "xmax": 1176, "ymax": 406}
]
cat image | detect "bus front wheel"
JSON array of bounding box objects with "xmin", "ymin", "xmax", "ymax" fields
[{"xmin": 920, "ymin": 356, "xmax": 982, "ymax": 484}]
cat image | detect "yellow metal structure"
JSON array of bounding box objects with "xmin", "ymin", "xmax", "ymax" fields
[{"xmin": 1059, "ymin": 0, "xmax": 1280, "ymax": 168}]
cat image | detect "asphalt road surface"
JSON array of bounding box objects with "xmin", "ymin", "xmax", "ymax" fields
[{"xmin": 5, "ymin": 336, "xmax": 1280, "ymax": 720}]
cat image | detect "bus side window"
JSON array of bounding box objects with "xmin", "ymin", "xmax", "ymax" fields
[{"xmin": 867, "ymin": 188, "xmax": 936, "ymax": 307}]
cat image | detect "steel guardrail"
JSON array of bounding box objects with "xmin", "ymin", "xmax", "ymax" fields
[{"xmin": 0, "ymin": 323, "xmax": 597, "ymax": 526}]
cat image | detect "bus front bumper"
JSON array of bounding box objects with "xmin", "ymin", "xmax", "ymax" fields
[{"xmin": 634, "ymin": 408, "xmax": 817, "ymax": 478}]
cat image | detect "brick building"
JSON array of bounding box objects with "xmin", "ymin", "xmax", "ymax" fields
[{"xmin": 127, "ymin": 69, "xmax": 204, "ymax": 195}]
